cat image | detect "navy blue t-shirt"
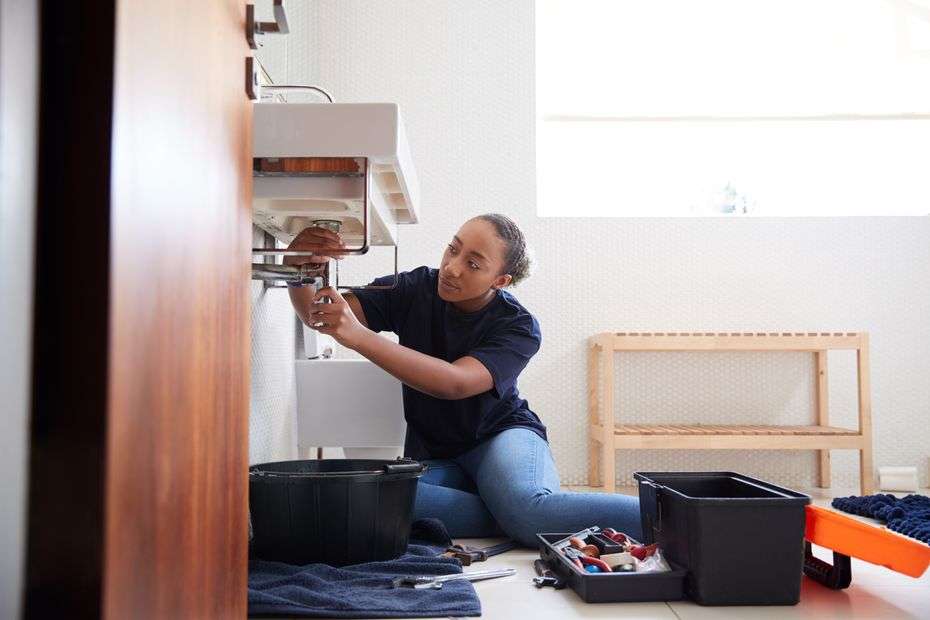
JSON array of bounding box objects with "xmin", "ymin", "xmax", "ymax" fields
[{"xmin": 352, "ymin": 266, "xmax": 546, "ymax": 459}]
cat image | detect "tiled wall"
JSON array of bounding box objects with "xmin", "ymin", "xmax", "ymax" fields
[
  {"xmin": 254, "ymin": 0, "xmax": 930, "ymax": 488},
  {"xmin": 248, "ymin": 227, "xmax": 299, "ymax": 464}
]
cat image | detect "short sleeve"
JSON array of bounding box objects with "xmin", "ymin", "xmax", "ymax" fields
[
  {"xmin": 350, "ymin": 267, "xmax": 425, "ymax": 334},
  {"xmin": 467, "ymin": 316, "xmax": 541, "ymax": 398}
]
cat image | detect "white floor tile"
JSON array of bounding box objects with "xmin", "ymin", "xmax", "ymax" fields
[{"xmin": 669, "ymin": 580, "xmax": 930, "ymax": 620}]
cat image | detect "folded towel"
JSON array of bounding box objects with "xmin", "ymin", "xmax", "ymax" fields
[{"xmin": 248, "ymin": 520, "xmax": 480, "ymax": 618}]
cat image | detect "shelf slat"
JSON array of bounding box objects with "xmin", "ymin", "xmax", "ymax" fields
[
  {"xmin": 593, "ymin": 332, "xmax": 863, "ymax": 351},
  {"xmin": 614, "ymin": 424, "xmax": 859, "ymax": 436}
]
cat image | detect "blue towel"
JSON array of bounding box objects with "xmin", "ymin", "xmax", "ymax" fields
[
  {"xmin": 832, "ymin": 493, "xmax": 930, "ymax": 545},
  {"xmin": 248, "ymin": 520, "xmax": 481, "ymax": 618}
]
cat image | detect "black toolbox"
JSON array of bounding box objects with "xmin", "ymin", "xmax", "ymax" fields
[
  {"xmin": 537, "ymin": 533, "xmax": 688, "ymax": 603},
  {"xmin": 634, "ymin": 471, "xmax": 811, "ymax": 606}
]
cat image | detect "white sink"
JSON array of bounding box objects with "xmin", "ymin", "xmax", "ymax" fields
[{"xmin": 253, "ymin": 103, "xmax": 420, "ymax": 247}]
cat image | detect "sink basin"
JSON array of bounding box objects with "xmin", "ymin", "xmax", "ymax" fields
[{"xmin": 253, "ymin": 103, "xmax": 420, "ymax": 246}]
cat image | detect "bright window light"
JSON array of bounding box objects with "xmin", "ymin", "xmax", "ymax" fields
[{"xmin": 536, "ymin": 0, "xmax": 930, "ymax": 216}]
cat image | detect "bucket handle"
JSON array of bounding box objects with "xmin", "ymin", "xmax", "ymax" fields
[{"xmin": 382, "ymin": 459, "xmax": 425, "ymax": 474}]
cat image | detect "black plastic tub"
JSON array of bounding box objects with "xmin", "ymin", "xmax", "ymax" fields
[
  {"xmin": 634, "ymin": 471, "xmax": 810, "ymax": 606},
  {"xmin": 249, "ymin": 458, "xmax": 427, "ymax": 566},
  {"xmin": 538, "ymin": 533, "xmax": 687, "ymax": 603}
]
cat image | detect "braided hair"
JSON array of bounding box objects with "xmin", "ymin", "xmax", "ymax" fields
[{"xmin": 473, "ymin": 213, "xmax": 531, "ymax": 286}]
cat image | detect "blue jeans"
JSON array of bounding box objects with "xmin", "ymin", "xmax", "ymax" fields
[{"xmin": 412, "ymin": 427, "xmax": 642, "ymax": 547}]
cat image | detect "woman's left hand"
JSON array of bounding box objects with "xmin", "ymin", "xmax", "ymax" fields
[{"xmin": 308, "ymin": 287, "xmax": 369, "ymax": 350}]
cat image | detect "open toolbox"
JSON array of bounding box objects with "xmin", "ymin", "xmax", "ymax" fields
[
  {"xmin": 537, "ymin": 531, "xmax": 688, "ymax": 603},
  {"xmin": 803, "ymin": 504, "xmax": 930, "ymax": 589},
  {"xmin": 536, "ymin": 476, "xmax": 930, "ymax": 607}
]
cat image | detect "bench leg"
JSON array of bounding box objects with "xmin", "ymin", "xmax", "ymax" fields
[
  {"xmin": 856, "ymin": 335, "xmax": 873, "ymax": 496},
  {"xmin": 815, "ymin": 351, "xmax": 831, "ymax": 488},
  {"xmin": 859, "ymin": 445, "xmax": 874, "ymax": 496},
  {"xmin": 818, "ymin": 450, "xmax": 831, "ymax": 488},
  {"xmin": 588, "ymin": 437, "xmax": 601, "ymax": 487},
  {"xmin": 602, "ymin": 438, "xmax": 616, "ymax": 493}
]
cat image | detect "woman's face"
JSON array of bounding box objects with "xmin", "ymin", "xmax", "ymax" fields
[{"xmin": 438, "ymin": 219, "xmax": 512, "ymax": 303}]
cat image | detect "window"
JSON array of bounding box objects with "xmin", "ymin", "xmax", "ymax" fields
[{"xmin": 536, "ymin": 0, "xmax": 930, "ymax": 216}]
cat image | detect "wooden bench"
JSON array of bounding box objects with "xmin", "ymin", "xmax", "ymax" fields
[{"xmin": 588, "ymin": 332, "xmax": 874, "ymax": 495}]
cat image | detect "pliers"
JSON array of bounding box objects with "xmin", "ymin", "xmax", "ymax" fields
[{"xmin": 563, "ymin": 547, "xmax": 613, "ymax": 573}]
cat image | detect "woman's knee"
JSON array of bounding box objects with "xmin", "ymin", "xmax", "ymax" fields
[
  {"xmin": 490, "ymin": 490, "xmax": 644, "ymax": 547},
  {"xmin": 491, "ymin": 492, "xmax": 554, "ymax": 547}
]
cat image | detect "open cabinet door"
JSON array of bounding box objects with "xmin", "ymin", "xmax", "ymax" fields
[
  {"xmin": 26, "ymin": 1, "xmax": 251, "ymax": 617},
  {"xmin": 104, "ymin": 0, "xmax": 252, "ymax": 616}
]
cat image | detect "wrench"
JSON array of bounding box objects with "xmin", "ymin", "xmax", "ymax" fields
[{"xmin": 393, "ymin": 567, "xmax": 516, "ymax": 589}]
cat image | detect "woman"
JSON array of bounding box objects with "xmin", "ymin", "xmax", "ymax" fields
[{"xmin": 286, "ymin": 214, "xmax": 640, "ymax": 546}]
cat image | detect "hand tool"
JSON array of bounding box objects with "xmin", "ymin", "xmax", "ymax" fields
[
  {"xmin": 443, "ymin": 540, "xmax": 518, "ymax": 565},
  {"xmin": 577, "ymin": 554, "xmax": 612, "ymax": 573},
  {"xmin": 532, "ymin": 559, "xmax": 566, "ymax": 589},
  {"xmin": 551, "ymin": 527, "xmax": 601, "ymax": 551},
  {"xmin": 392, "ymin": 567, "xmax": 516, "ymax": 590},
  {"xmin": 561, "ymin": 547, "xmax": 587, "ymax": 572},
  {"xmin": 589, "ymin": 533, "xmax": 623, "ymax": 555}
]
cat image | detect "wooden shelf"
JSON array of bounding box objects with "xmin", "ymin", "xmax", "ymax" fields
[
  {"xmin": 611, "ymin": 424, "xmax": 859, "ymax": 435},
  {"xmin": 592, "ymin": 331, "xmax": 863, "ymax": 351},
  {"xmin": 587, "ymin": 331, "xmax": 874, "ymax": 495}
]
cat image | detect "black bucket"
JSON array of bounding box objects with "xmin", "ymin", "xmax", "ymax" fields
[{"xmin": 249, "ymin": 458, "xmax": 427, "ymax": 566}]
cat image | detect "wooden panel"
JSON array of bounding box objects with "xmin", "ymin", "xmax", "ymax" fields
[
  {"xmin": 613, "ymin": 424, "xmax": 859, "ymax": 435},
  {"xmin": 104, "ymin": 0, "xmax": 251, "ymax": 617},
  {"xmin": 598, "ymin": 332, "xmax": 862, "ymax": 351},
  {"xmin": 614, "ymin": 434, "xmax": 865, "ymax": 450}
]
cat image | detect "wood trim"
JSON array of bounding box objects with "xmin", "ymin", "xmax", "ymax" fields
[
  {"xmin": 596, "ymin": 332, "xmax": 862, "ymax": 351},
  {"xmin": 601, "ymin": 345, "xmax": 616, "ymax": 492},
  {"xmin": 587, "ymin": 341, "xmax": 601, "ymax": 486},
  {"xmin": 857, "ymin": 333, "xmax": 874, "ymax": 495},
  {"xmin": 815, "ymin": 350, "xmax": 831, "ymax": 487},
  {"xmin": 612, "ymin": 424, "xmax": 858, "ymax": 435},
  {"xmin": 613, "ymin": 434, "xmax": 865, "ymax": 450}
]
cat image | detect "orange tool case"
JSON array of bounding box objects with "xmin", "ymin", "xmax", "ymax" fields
[{"xmin": 803, "ymin": 505, "xmax": 930, "ymax": 589}]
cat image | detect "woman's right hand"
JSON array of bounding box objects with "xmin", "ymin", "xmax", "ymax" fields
[{"xmin": 284, "ymin": 226, "xmax": 347, "ymax": 271}]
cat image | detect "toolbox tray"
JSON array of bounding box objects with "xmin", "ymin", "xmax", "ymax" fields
[
  {"xmin": 537, "ymin": 533, "xmax": 687, "ymax": 603},
  {"xmin": 804, "ymin": 504, "xmax": 930, "ymax": 588}
]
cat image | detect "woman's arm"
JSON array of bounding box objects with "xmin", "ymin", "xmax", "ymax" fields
[
  {"xmin": 291, "ymin": 287, "xmax": 369, "ymax": 330},
  {"xmin": 353, "ymin": 331, "xmax": 493, "ymax": 400},
  {"xmin": 309, "ymin": 287, "xmax": 493, "ymax": 400},
  {"xmin": 283, "ymin": 226, "xmax": 368, "ymax": 328}
]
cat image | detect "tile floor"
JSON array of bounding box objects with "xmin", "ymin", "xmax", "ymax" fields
[{"xmin": 258, "ymin": 486, "xmax": 930, "ymax": 619}]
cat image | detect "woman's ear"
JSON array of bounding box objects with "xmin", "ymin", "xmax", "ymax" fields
[{"xmin": 492, "ymin": 274, "xmax": 513, "ymax": 290}]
